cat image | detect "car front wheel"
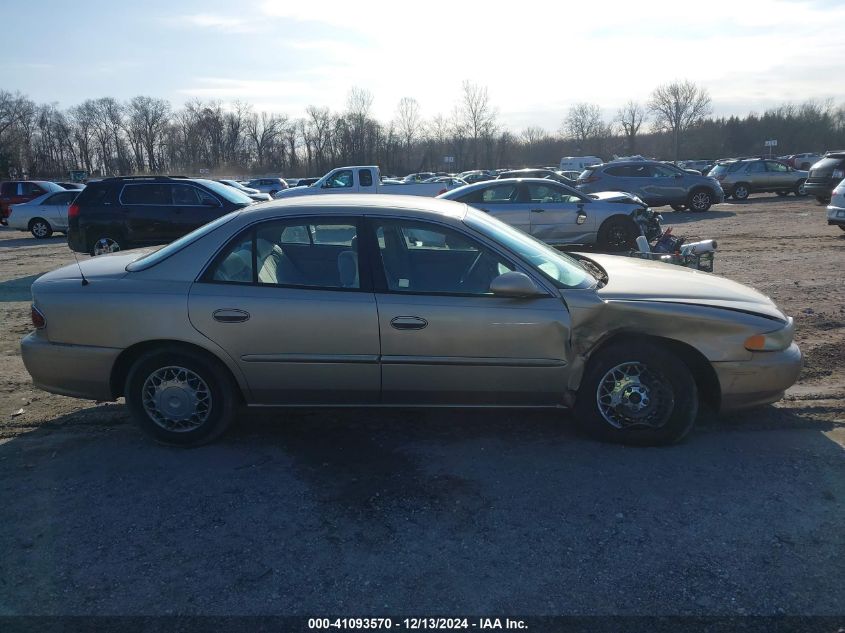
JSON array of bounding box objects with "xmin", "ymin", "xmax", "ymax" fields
[
  {"xmin": 794, "ymin": 179, "xmax": 807, "ymax": 196},
  {"xmin": 574, "ymin": 342, "xmax": 698, "ymax": 446},
  {"xmin": 125, "ymin": 349, "xmax": 238, "ymax": 446},
  {"xmin": 597, "ymin": 217, "xmax": 638, "ymax": 252},
  {"xmin": 29, "ymin": 218, "xmax": 53, "ymax": 239},
  {"xmin": 687, "ymin": 189, "xmax": 713, "ymax": 212}
]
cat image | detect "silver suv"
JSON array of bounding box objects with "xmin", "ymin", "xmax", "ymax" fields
[
  {"xmin": 709, "ymin": 159, "xmax": 808, "ymax": 200},
  {"xmin": 577, "ymin": 160, "xmax": 724, "ymax": 212}
]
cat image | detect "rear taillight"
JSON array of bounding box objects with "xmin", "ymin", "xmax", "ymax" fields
[
  {"xmin": 68, "ymin": 203, "xmax": 80, "ymax": 220},
  {"xmin": 31, "ymin": 305, "xmax": 46, "ymax": 329},
  {"xmin": 578, "ymin": 176, "xmax": 601, "ymax": 184}
]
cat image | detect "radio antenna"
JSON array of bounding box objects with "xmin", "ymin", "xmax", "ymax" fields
[{"xmin": 71, "ymin": 249, "xmax": 89, "ymax": 286}]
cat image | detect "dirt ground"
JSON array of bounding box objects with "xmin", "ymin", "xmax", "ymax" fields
[{"xmin": 0, "ymin": 194, "xmax": 843, "ymax": 617}]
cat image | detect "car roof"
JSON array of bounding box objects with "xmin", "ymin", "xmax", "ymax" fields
[{"xmin": 243, "ymin": 194, "xmax": 469, "ymax": 221}]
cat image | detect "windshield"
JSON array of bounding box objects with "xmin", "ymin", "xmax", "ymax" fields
[
  {"xmin": 464, "ymin": 208, "xmax": 595, "ymax": 289},
  {"xmin": 126, "ymin": 211, "xmax": 241, "ymax": 271},
  {"xmin": 196, "ymin": 179, "xmax": 253, "ymax": 204}
]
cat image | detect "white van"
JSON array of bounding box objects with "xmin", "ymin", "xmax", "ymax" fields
[{"xmin": 559, "ymin": 156, "xmax": 603, "ymax": 171}]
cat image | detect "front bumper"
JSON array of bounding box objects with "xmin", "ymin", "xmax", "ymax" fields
[
  {"xmin": 804, "ymin": 181, "xmax": 835, "ymax": 198},
  {"xmin": 713, "ymin": 343, "xmax": 802, "ymax": 411},
  {"xmin": 827, "ymin": 205, "xmax": 845, "ymax": 227},
  {"xmin": 21, "ymin": 332, "xmax": 121, "ymax": 401}
]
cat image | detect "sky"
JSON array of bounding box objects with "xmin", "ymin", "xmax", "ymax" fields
[{"xmin": 3, "ymin": 0, "xmax": 845, "ymax": 132}]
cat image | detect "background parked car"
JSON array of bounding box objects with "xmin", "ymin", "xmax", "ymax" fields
[
  {"xmin": 826, "ymin": 178, "xmax": 845, "ymax": 231},
  {"xmin": 709, "ymin": 158, "xmax": 807, "ymax": 200},
  {"xmin": 67, "ymin": 176, "xmax": 253, "ymax": 255},
  {"xmin": 458, "ymin": 170, "xmax": 496, "ymax": 184},
  {"xmin": 577, "ymin": 160, "xmax": 724, "ymax": 212},
  {"xmin": 785, "ymin": 153, "xmax": 823, "ymax": 170},
  {"xmin": 438, "ymin": 177, "xmax": 662, "ymax": 251},
  {"xmin": 57, "ymin": 182, "xmax": 86, "ymax": 190},
  {"xmin": 804, "ymin": 151, "xmax": 845, "ymax": 204},
  {"xmin": 7, "ymin": 189, "xmax": 79, "ymax": 238},
  {"xmin": 497, "ymin": 168, "xmax": 576, "ymax": 185},
  {"xmin": 422, "ymin": 176, "xmax": 467, "ymax": 186},
  {"xmin": 216, "ymin": 179, "xmax": 272, "ymax": 202},
  {"xmin": 245, "ymin": 177, "xmax": 288, "ymax": 196},
  {"xmin": 293, "ymin": 177, "xmax": 319, "ymax": 187},
  {"xmin": 0, "ymin": 180, "xmax": 65, "ymax": 225},
  {"xmin": 679, "ymin": 160, "xmax": 714, "ymax": 175}
]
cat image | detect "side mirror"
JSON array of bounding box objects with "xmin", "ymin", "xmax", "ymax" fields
[{"xmin": 490, "ymin": 271, "xmax": 546, "ymax": 298}]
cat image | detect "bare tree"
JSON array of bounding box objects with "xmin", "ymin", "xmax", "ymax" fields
[
  {"xmin": 615, "ymin": 100, "xmax": 646, "ymax": 155},
  {"xmin": 394, "ymin": 97, "xmax": 423, "ymax": 170},
  {"xmin": 648, "ymin": 80, "xmax": 712, "ymax": 162},
  {"xmin": 127, "ymin": 96, "xmax": 171, "ymax": 172},
  {"xmin": 562, "ymin": 103, "xmax": 605, "ymax": 153},
  {"xmin": 457, "ymin": 80, "xmax": 497, "ymax": 168},
  {"xmin": 246, "ymin": 111, "xmax": 283, "ymax": 170}
]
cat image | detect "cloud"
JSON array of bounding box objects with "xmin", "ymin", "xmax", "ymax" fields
[{"xmin": 165, "ymin": 12, "xmax": 261, "ymax": 34}]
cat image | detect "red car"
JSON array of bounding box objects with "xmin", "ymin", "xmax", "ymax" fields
[{"xmin": 0, "ymin": 181, "xmax": 65, "ymax": 225}]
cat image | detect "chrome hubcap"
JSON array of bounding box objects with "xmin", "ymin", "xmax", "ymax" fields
[
  {"xmin": 32, "ymin": 222, "xmax": 49, "ymax": 237},
  {"xmin": 735, "ymin": 186, "xmax": 748, "ymax": 199},
  {"xmin": 141, "ymin": 366, "xmax": 211, "ymax": 432},
  {"xmin": 596, "ymin": 361, "xmax": 674, "ymax": 430},
  {"xmin": 93, "ymin": 238, "xmax": 120, "ymax": 256},
  {"xmin": 798, "ymin": 182, "xmax": 805, "ymax": 195}
]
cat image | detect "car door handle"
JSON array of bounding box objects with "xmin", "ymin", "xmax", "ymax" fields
[
  {"xmin": 390, "ymin": 316, "xmax": 428, "ymax": 330},
  {"xmin": 213, "ymin": 309, "xmax": 250, "ymax": 323},
  {"xmin": 530, "ymin": 208, "xmax": 544, "ymax": 213}
]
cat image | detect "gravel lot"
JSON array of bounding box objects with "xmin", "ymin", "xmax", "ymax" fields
[{"xmin": 0, "ymin": 195, "xmax": 843, "ymax": 616}]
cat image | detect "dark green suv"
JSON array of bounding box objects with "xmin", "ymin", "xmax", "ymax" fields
[{"xmin": 68, "ymin": 176, "xmax": 253, "ymax": 255}]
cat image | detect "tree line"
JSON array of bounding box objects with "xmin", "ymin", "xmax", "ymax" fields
[{"xmin": 1, "ymin": 80, "xmax": 844, "ymax": 180}]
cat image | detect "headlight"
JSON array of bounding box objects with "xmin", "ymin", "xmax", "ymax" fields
[{"xmin": 744, "ymin": 318, "xmax": 794, "ymax": 352}]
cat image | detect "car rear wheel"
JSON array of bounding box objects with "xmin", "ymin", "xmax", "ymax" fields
[
  {"xmin": 574, "ymin": 341, "xmax": 698, "ymax": 446},
  {"xmin": 596, "ymin": 217, "xmax": 638, "ymax": 252},
  {"xmin": 29, "ymin": 218, "xmax": 53, "ymax": 239},
  {"xmin": 732, "ymin": 184, "xmax": 750, "ymax": 201},
  {"xmin": 816, "ymin": 196, "xmax": 831, "ymax": 205},
  {"xmin": 687, "ymin": 189, "xmax": 713, "ymax": 212},
  {"xmin": 89, "ymin": 236, "xmax": 123, "ymax": 256},
  {"xmin": 794, "ymin": 179, "xmax": 807, "ymax": 196},
  {"xmin": 125, "ymin": 349, "xmax": 238, "ymax": 446},
  {"xmin": 776, "ymin": 190, "xmax": 789, "ymax": 197}
]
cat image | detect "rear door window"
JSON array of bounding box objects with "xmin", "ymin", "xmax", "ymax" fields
[
  {"xmin": 121, "ymin": 184, "xmax": 171, "ymax": 205},
  {"xmin": 480, "ymin": 184, "xmax": 518, "ymax": 203},
  {"xmin": 359, "ymin": 169, "xmax": 374, "ymax": 187}
]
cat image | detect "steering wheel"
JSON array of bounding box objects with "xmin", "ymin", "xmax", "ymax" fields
[{"xmin": 458, "ymin": 250, "xmax": 485, "ymax": 288}]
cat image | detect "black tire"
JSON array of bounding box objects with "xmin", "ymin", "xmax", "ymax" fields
[
  {"xmin": 776, "ymin": 190, "xmax": 789, "ymax": 197},
  {"xmin": 816, "ymin": 196, "xmax": 831, "ymax": 205},
  {"xmin": 732, "ymin": 183, "xmax": 750, "ymax": 201},
  {"xmin": 670, "ymin": 204, "xmax": 687, "ymax": 212},
  {"xmin": 596, "ymin": 216, "xmax": 638, "ymax": 252},
  {"xmin": 574, "ymin": 341, "xmax": 698, "ymax": 446},
  {"xmin": 687, "ymin": 188, "xmax": 714, "ymax": 212},
  {"xmin": 29, "ymin": 218, "xmax": 53, "ymax": 239},
  {"xmin": 88, "ymin": 234, "xmax": 124, "ymax": 256},
  {"xmin": 125, "ymin": 348, "xmax": 238, "ymax": 447},
  {"xmin": 794, "ymin": 179, "xmax": 807, "ymax": 197},
  {"xmin": 839, "ymin": 225, "xmax": 845, "ymax": 232}
]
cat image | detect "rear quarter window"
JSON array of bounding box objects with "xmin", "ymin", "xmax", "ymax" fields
[{"xmin": 74, "ymin": 184, "xmax": 110, "ymax": 208}]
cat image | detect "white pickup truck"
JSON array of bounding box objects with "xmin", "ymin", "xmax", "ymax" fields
[{"xmin": 273, "ymin": 166, "xmax": 459, "ymax": 199}]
